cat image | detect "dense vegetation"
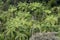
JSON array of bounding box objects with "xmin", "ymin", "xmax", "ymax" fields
[{"xmin": 0, "ymin": 0, "xmax": 60, "ymax": 40}]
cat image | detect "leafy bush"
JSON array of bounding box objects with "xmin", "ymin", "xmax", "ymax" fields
[{"xmin": 0, "ymin": 0, "xmax": 60, "ymax": 40}]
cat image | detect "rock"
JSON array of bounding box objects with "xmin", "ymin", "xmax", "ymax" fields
[{"xmin": 29, "ymin": 32, "xmax": 60, "ymax": 40}]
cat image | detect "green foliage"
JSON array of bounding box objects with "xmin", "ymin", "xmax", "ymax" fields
[{"xmin": 0, "ymin": 0, "xmax": 60, "ymax": 40}]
